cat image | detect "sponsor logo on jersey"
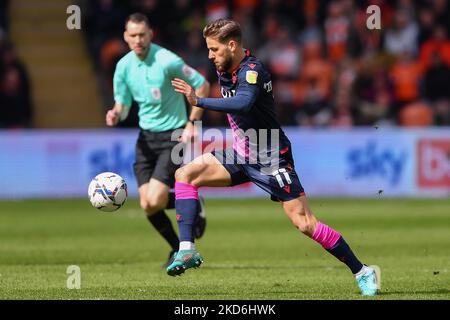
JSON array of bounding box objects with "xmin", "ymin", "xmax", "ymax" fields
[{"xmin": 221, "ymin": 87, "xmax": 236, "ymax": 98}]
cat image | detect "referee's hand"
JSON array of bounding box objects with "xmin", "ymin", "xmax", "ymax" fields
[
  {"xmin": 106, "ymin": 109, "xmax": 120, "ymax": 126},
  {"xmin": 181, "ymin": 121, "xmax": 197, "ymax": 143}
]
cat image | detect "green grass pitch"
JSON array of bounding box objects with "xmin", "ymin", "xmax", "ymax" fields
[{"xmin": 0, "ymin": 198, "xmax": 449, "ymax": 300}]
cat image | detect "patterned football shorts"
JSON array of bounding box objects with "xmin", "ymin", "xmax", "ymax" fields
[{"xmin": 212, "ymin": 147, "xmax": 305, "ymax": 202}]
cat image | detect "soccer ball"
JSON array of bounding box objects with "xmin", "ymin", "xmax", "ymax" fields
[{"xmin": 88, "ymin": 172, "xmax": 128, "ymax": 212}]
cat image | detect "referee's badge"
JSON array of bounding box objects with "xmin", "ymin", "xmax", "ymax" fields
[
  {"xmin": 182, "ymin": 65, "xmax": 194, "ymax": 78},
  {"xmin": 246, "ymin": 70, "xmax": 258, "ymax": 84},
  {"xmin": 150, "ymin": 88, "xmax": 161, "ymax": 100}
]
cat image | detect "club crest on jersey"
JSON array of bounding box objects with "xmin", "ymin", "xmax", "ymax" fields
[{"xmin": 246, "ymin": 70, "xmax": 258, "ymax": 84}]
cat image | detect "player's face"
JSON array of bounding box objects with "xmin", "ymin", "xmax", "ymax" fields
[
  {"xmin": 124, "ymin": 22, "xmax": 152, "ymax": 58},
  {"xmin": 205, "ymin": 37, "xmax": 233, "ymax": 73}
]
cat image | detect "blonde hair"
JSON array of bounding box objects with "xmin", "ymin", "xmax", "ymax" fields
[{"xmin": 203, "ymin": 19, "xmax": 242, "ymax": 44}]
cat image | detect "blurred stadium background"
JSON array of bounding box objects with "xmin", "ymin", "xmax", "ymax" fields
[{"xmin": 0, "ymin": 0, "xmax": 449, "ymax": 300}]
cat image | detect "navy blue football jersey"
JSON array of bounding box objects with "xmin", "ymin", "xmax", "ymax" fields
[{"xmin": 197, "ymin": 50, "xmax": 292, "ymax": 163}]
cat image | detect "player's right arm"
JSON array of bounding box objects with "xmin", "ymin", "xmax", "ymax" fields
[
  {"xmin": 172, "ymin": 77, "xmax": 259, "ymax": 113},
  {"xmin": 172, "ymin": 63, "xmax": 263, "ymax": 113},
  {"xmin": 107, "ymin": 59, "xmax": 132, "ymax": 127}
]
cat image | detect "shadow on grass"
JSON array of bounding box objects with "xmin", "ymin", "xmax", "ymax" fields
[
  {"xmin": 202, "ymin": 264, "xmax": 341, "ymax": 270},
  {"xmin": 379, "ymin": 289, "xmax": 450, "ymax": 296},
  {"xmin": 170, "ymin": 290, "xmax": 310, "ymax": 297}
]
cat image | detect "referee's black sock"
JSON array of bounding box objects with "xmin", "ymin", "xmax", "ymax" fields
[
  {"xmin": 166, "ymin": 191, "xmax": 176, "ymax": 209},
  {"xmin": 147, "ymin": 210, "xmax": 179, "ymax": 251}
]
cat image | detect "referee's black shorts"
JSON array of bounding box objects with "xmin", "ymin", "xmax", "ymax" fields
[{"xmin": 133, "ymin": 128, "xmax": 183, "ymax": 188}]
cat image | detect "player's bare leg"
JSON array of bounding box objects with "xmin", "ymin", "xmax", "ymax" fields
[
  {"xmin": 139, "ymin": 179, "xmax": 179, "ymax": 266},
  {"xmin": 282, "ymin": 196, "xmax": 379, "ymax": 296},
  {"xmin": 282, "ymin": 195, "xmax": 318, "ymax": 237},
  {"xmin": 167, "ymin": 153, "xmax": 232, "ymax": 276},
  {"xmin": 176, "ymin": 153, "xmax": 233, "ymax": 187}
]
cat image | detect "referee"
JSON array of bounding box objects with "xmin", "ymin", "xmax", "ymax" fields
[{"xmin": 106, "ymin": 13, "xmax": 210, "ymax": 267}]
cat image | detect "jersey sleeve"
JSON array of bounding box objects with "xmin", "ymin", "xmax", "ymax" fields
[
  {"xmin": 196, "ymin": 63, "xmax": 261, "ymax": 113},
  {"xmin": 113, "ymin": 60, "xmax": 132, "ymax": 107},
  {"xmin": 167, "ymin": 56, "xmax": 206, "ymax": 90}
]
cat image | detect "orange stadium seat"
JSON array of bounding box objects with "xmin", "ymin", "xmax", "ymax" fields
[{"xmin": 399, "ymin": 102, "xmax": 434, "ymax": 126}]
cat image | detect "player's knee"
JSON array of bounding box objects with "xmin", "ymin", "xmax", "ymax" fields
[
  {"xmin": 175, "ymin": 165, "xmax": 200, "ymax": 185},
  {"xmin": 174, "ymin": 168, "xmax": 184, "ymax": 182}
]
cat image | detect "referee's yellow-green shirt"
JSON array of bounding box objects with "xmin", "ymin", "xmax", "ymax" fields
[{"xmin": 114, "ymin": 43, "xmax": 206, "ymax": 132}]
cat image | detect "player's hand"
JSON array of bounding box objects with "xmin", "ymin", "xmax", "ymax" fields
[
  {"xmin": 171, "ymin": 78, "xmax": 198, "ymax": 106},
  {"xmin": 106, "ymin": 109, "xmax": 120, "ymax": 126}
]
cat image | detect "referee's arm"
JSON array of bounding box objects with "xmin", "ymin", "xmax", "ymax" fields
[
  {"xmin": 189, "ymin": 80, "xmax": 210, "ymax": 121},
  {"xmin": 106, "ymin": 103, "xmax": 129, "ymax": 126},
  {"xmin": 108, "ymin": 61, "xmax": 132, "ymax": 126}
]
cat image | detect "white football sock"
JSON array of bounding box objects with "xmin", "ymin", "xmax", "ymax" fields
[
  {"xmin": 180, "ymin": 241, "xmax": 195, "ymax": 251},
  {"xmin": 355, "ymin": 265, "xmax": 372, "ymax": 278}
]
